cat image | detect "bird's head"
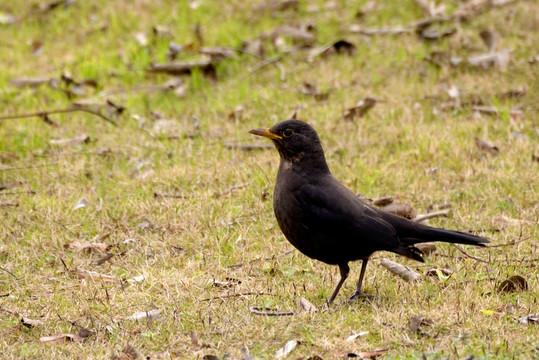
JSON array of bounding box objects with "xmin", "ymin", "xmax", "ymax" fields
[{"xmin": 249, "ymin": 120, "xmax": 329, "ymax": 173}]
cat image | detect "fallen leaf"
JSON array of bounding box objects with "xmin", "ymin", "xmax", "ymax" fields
[
  {"xmin": 381, "ymin": 203, "xmax": 417, "ymax": 219},
  {"xmin": 372, "ymin": 196, "xmax": 393, "ymax": 206},
  {"xmin": 298, "ymin": 297, "xmax": 318, "ymax": 313},
  {"xmin": 119, "ymin": 344, "xmax": 143, "ymax": 359},
  {"xmin": 126, "ymin": 309, "xmax": 162, "ymax": 322},
  {"xmin": 480, "ymin": 309, "xmax": 496, "ymax": 316},
  {"xmin": 50, "ymin": 134, "xmax": 90, "ymax": 146},
  {"xmin": 409, "ymin": 314, "xmax": 434, "ymax": 333},
  {"xmin": 349, "ymin": 25, "xmax": 410, "ymax": 36},
  {"xmin": 474, "ymin": 137, "xmax": 499, "ymax": 155},
  {"xmin": 308, "ymin": 40, "xmax": 356, "ymax": 60},
  {"xmin": 64, "ymin": 240, "xmax": 111, "ymax": 253},
  {"xmin": 274, "ymin": 340, "xmax": 298, "ymax": 359},
  {"xmin": 133, "ymin": 32, "xmax": 148, "ymax": 46},
  {"xmin": 202, "ymin": 355, "xmax": 220, "ymax": 360},
  {"xmin": 479, "ymin": 29, "xmax": 497, "ymax": 52},
  {"xmin": 0, "ymin": 12, "xmax": 16, "ymax": 24},
  {"xmin": 147, "ymin": 57, "xmax": 215, "ymax": 77},
  {"xmin": 39, "ymin": 333, "xmax": 83, "ymax": 344},
  {"xmin": 380, "ymin": 258, "xmax": 422, "ymax": 281},
  {"xmin": 127, "ymin": 275, "xmax": 146, "ymax": 284},
  {"xmin": 343, "ymin": 97, "xmax": 377, "ymax": 121},
  {"xmin": 73, "ymin": 198, "xmax": 88, "ymax": 210},
  {"xmin": 227, "ymin": 105, "xmax": 245, "ymax": 121},
  {"xmin": 74, "ymin": 268, "xmax": 116, "ymax": 283},
  {"xmin": 300, "ymin": 81, "xmax": 330, "ymax": 101},
  {"xmin": 152, "ymin": 25, "xmax": 172, "ymax": 38},
  {"xmin": 517, "ymin": 313, "xmax": 539, "ymax": 325},
  {"xmin": 346, "ymin": 331, "xmax": 369, "ymax": 342},
  {"xmin": 415, "ymin": 243, "xmax": 437, "ymax": 255},
  {"xmin": 498, "ymin": 275, "xmax": 528, "ymax": 293},
  {"xmin": 21, "ymin": 317, "xmax": 44, "ymax": 328},
  {"xmin": 266, "ymin": 25, "xmax": 315, "ymax": 46},
  {"xmin": 425, "ymin": 267, "xmax": 453, "ymax": 280}
]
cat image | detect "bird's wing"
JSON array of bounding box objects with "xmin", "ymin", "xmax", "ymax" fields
[{"xmin": 292, "ymin": 177, "xmax": 401, "ymax": 252}]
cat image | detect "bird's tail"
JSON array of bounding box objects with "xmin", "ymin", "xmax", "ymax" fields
[{"xmin": 403, "ymin": 228, "xmax": 489, "ymax": 247}]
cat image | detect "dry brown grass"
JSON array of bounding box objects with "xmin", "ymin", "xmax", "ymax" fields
[{"xmin": 0, "ymin": 0, "xmax": 538, "ymax": 359}]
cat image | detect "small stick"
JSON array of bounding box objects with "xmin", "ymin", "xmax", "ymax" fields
[
  {"xmin": 0, "ymin": 162, "xmax": 58, "ymax": 172},
  {"xmin": 249, "ymin": 307, "xmax": 294, "ymax": 316},
  {"xmin": 227, "ymin": 249, "xmax": 294, "ymax": 268},
  {"xmin": 222, "ymin": 142, "xmax": 273, "ymax": 151},
  {"xmin": 487, "ymin": 236, "xmax": 531, "ymax": 248},
  {"xmin": 0, "ymin": 107, "xmax": 117, "ymax": 126},
  {"xmin": 201, "ymin": 292, "xmax": 269, "ymax": 302},
  {"xmin": 453, "ymin": 244, "xmax": 489, "ymax": 263},
  {"xmin": 413, "ymin": 209, "xmax": 450, "ymax": 223}
]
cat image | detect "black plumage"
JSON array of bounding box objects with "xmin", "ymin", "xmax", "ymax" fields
[{"xmin": 250, "ymin": 120, "xmax": 489, "ymax": 304}]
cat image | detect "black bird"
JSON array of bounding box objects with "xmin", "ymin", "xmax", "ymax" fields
[{"xmin": 249, "ymin": 120, "xmax": 489, "ymax": 304}]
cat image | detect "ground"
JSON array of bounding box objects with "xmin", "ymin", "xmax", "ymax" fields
[{"xmin": 0, "ymin": 0, "xmax": 538, "ymax": 359}]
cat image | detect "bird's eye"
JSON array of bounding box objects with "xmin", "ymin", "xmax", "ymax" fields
[{"xmin": 283, "ymin": 129, "xmax": 294, "ymax": 138}]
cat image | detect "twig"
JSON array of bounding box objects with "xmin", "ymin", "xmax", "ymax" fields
[
  {"xmin": 0, "ymin": 266, "xmax": 18, "ymax": 279},
  {"xmin": 487, "ymin": 236, "xmax": 531, "ymax": 248},
  {"xmin": 227, "ymin": 249, "xmax": 294, "ymax": 269},
  {"xmin": 413, "ymin": 209, "xmax": 450, "ymax": 222},
  {"xmin": 222, "ymin": 142, "xmax": 273, "ymax": 151},
  {"xmin": 214, "ymin": 182, "xmax": 250, "ymax": 197},
  {"xmin": 453, "ymin": 244, "xmax": 489, "ymax": 263},
  {"xmin": 249, "ymin": 307, "xmax": 294, "ymax": 316},
  {"xmin": 239, "ymin": 55, "xmax": 284, "ymax": 82},
  {"xmin": 201, "ymin": 291, "xmax": 270, "ymax": 302},
  {"xmin": 0, "ymin": 107, "xmax": 117, "ymax": 126},
  {"xmin": 0, "ymin": 162, "xmax": 58, "ymax": 172}
]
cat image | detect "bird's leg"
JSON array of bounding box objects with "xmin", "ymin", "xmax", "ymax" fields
[
  {"xmin": 327, "ymin": 263, "xmax": 350, "ymax": 305},
  {"xmin": 349, "ymin": 258, "xmax": 374, "ymax": 300}
]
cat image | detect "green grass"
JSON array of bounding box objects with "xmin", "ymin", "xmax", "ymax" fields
[{"xmin": 0, "ymin": 0, "xmax": 538, "ymax": 358}]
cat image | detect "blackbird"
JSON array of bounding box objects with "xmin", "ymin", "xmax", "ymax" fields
[{"xmin": 249, "ymin": 119, "xmax": 489, "ymax": 304}]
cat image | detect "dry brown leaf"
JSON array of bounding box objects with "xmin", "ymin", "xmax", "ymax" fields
[
  {"xmin": 298, "ymin": 297, "xmax": 318, "ymax": 313},
  {"xmin": 0, "ymin": 12, "xmax": 16, "ymax": 24},
  {"xmin": 147, "ymin": 57, "xmax": 215, "ymax": 76},
  {"xmin": 152, "ymin": 25, "xmax": 172, "ymax": 38},
  {"xmin": 498, "ymin": 275, "xmax": 528, "ymax": 293},
  {"xmin": 308, "ymin": 40, "xmax": 356, "ymax": 61},
  {"xmin": 425, "ymin": 267, "xmax": 453, "ymax": 279},
  {"xmin": 39, "ymin": 333, "xmax": 83, "ymax": 344},
  {"xmin": 381, "ymin": 203, "xmax": 417, "ymax": 219},
  {"xmin": 21, "ymin": 317, "xmax": 44, "ymax": 328},
  {"xmin": 227, "ymin": 105, "xmax": 245, "ymax": 121},
  {"xmin": 518, "ymin": 313, "xmax": 539, "ymax": 325},
  {"xmin": 119, "ymin": 344, "xmax": 144, "ymax": 359},
  {"xmin": 349, "ymin": 25, "xmax": 410, "ymax": 36},
  {"xmin": 474, "ymin": 137, "xmax": 499, "ymax": 155},
  {"xmin": 274, "ymin": 339, "xmax": 298, "ymax": 359},
  {"xmin": 372, "ymin": 196, "xmax": 393, "ymax": 207},
  {"xmin": 64, "ymin": 240, "xmax": 111, "ymax": 253},
  {"xmin": 415, "ymin": 243, "xmax": 437, "ymax": 255},
  {"xmin": 126, "ymin": 309, "xmax": 162, "ymax": 321},
  {"xmin": 343, "ymin": 97, "xmax": 377, "ymax": 121},
  {"xmin": 240, "ymin": 38, "xmax": 265, "ymax": 58},
  {"xmin": 346, "ymin": 331, "xmax": 369, "ymax": 342},
  {"xmin": 73, "ymin": 198, "xmax": 88, "ymax": 210},
  {"xmin": 300, "ymin": 81, "xmax": 330, "ymax": 101},
  {"xmin": 49, "ymin": 134, "xmax": 90, "ymax": 146},
  {"xmin": 409, "ymin": 314, "xmax": 434, "ymax": 333},
  {"xmin": 253, "ymin": 0, "xmax": 299, "ymax": 12},
  {"xmin": 74, "ymin": 268, "xmax": 116, "ymax": 283},
  {"xmin": 479, "ymin": 29, "xmax": 497, "ymax": 52},
  {"xmin": 380, "ymin": 258, "xmax": 422, "ymax": 281},
  {"xmin": 266, "ymin": 25, "xmax": 315, "ymax": 45}
]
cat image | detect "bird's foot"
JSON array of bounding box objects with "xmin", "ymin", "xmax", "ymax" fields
[{"xmin": 348, "ymin": 291, "xmax": 375, "ymax": 302}]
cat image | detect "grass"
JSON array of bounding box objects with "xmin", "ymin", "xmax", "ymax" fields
[{"xmin": 0, "ymin": 0, "xmax": 538, "ymax": 358}]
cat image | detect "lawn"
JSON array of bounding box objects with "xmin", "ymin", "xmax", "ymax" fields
[{"xmin": 0, "ymin": 0, "xmax": 537, "ymax": 358}]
